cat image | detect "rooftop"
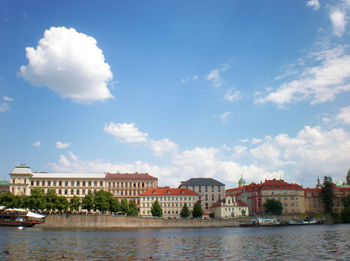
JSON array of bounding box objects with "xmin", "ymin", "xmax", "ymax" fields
[
  {"xmin": 141, "ymin": 187, "xmax": 199, "ymax": 196},
  {"xmin": 180, "ymin": 178, "xmax": 225, "ymax": 187},
  {"xmin": 105, "ymin": 172, "xmax": 157, "ymax": 180}
]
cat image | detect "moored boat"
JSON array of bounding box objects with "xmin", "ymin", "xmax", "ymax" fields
[{"xmin": 0, "ymin": 206, "xmax": 45, "ymax": 227}]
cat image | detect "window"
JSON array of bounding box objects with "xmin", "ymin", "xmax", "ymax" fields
[
  {"xmin": 100, "ymin": 181, "xmax": 103, "ymax": 186},
  {"xmin": 77, "ymin": 181, "xmax": 80, "ymax": 186},
  {"xmin": 94, "ymin": 181, "xmax": 97, "ymax": 186},
  {"xmin": 59, "ymin": 181, "xmax": 62, "ymax": 186},
  {"xmin": 199, "ymin": 186, "xmax": 202, "ymax": 192},
  {"xmin": 218, "ymin": 186, "xmax": 221, "ymax": 192},
  {"xmin": 42, "ymin": 181, "xmax": 45, "ymax": 186},
  {"xmin": 71, "ymin": 181, "xmax": 74, "ymax": 186},
  {"xmin": 48, "ymin": 181, "xmax": 51, "ymax": 186},
  {"xmin": 205, "ymin": 194, "xmax": 208, "ymax": 200},
  {"xmin": 53, "ymin": 181, "xmax": 56, "ymax": 186},
  {"xmin": 77, "ymin": 189, "xmax": 80, "ymax": 195},
  {"xmin": 65, "ymin": 189, "xmax": 68, "ymax": 195},
  {"xmin": 212, "ymin": 194, "xmax": 215, "ymax": 201},
  {"xmin": 206, "ymin": 203, "xmax": 209, "ymax": 209},
  {"xmin": 88, "ymin": 181, "xmax": 91, "ymax": 186},
  {"xmin": 65, "ymin": 181, "xmax": 68, "ymax": 186},
  {"xmin": 83, "ymin": 181, "xmax": 86, "ymax": 186},
  {"xmin": 218, "ymin": 194, "xmax": 221, "ymax": 200},
  {"xmin": 31, "ymin": 181, "xmax": 34, "ymax": 186},
  {"xmin": 71, "ymin": 189, "xmax": 74, "ymax": 195},
  {"xmin": 212, "ymin": 186, "xmax": 214, "ymax": 192},
  {"xmin": 36, "ymin": 181, "xmax": 40, "ymax": 186},
  {"xmin": 205, "ymin": 186, "xmax": 208, "ymax": 192}
]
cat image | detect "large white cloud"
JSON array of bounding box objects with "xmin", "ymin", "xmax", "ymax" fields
[
  {"xmin": 250, "ymin": 126, "xmax": 350, "ymax": 184},
  {"xmin": 330, "ymin": 8, "xmax": 347, "ymax": 37},
  {"xmin": 104, "ymin": 122, "xmax": 148, "ymax": 143},
  {"xmin": 149, "ymin": 138, "xmax": 178, "ymax": 157},
  {"xmin": 337, "ymin": 105, "xmax": 350, "ymax": 124},
  {"xmin": 19, "ymin": 26, "xmax": 113, "ymax": 103},
  {"xmin": 255, "ymin": 46, "xmax": 350, "ymax": 106}
]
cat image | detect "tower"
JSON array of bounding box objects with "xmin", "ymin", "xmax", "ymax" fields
[{"xmin": 238, "ymin": 174, "xmax": 246, "ymax": 188}]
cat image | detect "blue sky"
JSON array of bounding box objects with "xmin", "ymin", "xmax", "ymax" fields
[{"xmin": 1, "ymin": 0, "xmax": 350, "ymax": 188}]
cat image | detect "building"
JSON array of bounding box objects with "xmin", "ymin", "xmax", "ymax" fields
[
  {"xmin": 179, "ymin": 178, "xmax": 225, "ymax": 211},
  {"xmin": 210, "ymin": 196, "xmax": 249, "ymax": 218},
  {"xmin": 0, "ymin": 180, "xmax": 9, "ymax": 193},
  {"xmin": 226, "ymin": 179, "xmax": 305, "ymax": 215},
  {"xmin": 139, "ymin": 187, "xmax": 199, "ymax": 218},
  {"xmin": 9, "ymin": 165, "xmax": 157, "ymax": 206}
]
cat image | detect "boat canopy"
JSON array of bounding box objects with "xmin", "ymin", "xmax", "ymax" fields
[{"xmin": 26, "ymin": 211, "xmax": 45, "ymax": 219}]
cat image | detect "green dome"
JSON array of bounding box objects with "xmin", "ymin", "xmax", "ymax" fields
[{"xmin": 238, "ymin": 176, "xmax": 246, "ymax": 186}]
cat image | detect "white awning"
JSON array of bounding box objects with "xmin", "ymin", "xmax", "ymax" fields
[{"xmin": 26, "ymin": 211, "xmax": 45, "ymax": 219}]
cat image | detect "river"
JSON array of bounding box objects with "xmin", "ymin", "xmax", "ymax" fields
[{"xmin": 1, "ymin": 224, "xmax": 350, "ymax": 260}]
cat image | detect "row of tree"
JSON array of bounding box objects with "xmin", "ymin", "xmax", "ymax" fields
[
  {"xmin": 150, "ymin": 200, "xmax": 204, "ymax": 218},
  {"xmin": 0, "ymin": 188, "xmax": 138, "ymax": 216}
]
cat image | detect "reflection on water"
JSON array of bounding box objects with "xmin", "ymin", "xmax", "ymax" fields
[{"xmin": 1, "ymin": 225, "xmax": 350, "ymax": 260}]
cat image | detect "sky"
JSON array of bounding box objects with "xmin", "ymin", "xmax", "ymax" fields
[{"xmin": 1, "ymin": 0, "xmax": 350, "ymax": 188}]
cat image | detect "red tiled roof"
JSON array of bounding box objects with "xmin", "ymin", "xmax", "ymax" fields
[
  {"xmin": 210, "ymin": 199, "xmax": 248, "ymax": 208},
  {"xmin": 261, "ymin": 179, "xmax": 303, "ymax": 190},
  {"xmin": 226, "ymin": 187, "xmax": 244, "ymax": 193},
  {"xmin": 140, "ymin": 187, "xmax": 199, "ymax": 196},
  {"xmin": 105, "ymin": 172, "xmax": 157, "ymax": 180}
]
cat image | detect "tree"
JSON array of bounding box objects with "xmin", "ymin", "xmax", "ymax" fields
[
  {"xmin": 120, "ymin": 198, "xmax": 129, "ymax": 214},
  {"xmin": 57, "ymin": 196, "xmax": 69, "ymax": 212},
  {"xmin": 27, "ymin": 188, "xmax": 46, "ymax": 211},
  {"xmin": 180, "ymin": 203, "xmax": 190, "ymax": 218},
  {"xmin": 127, "ymin": 200, "xmax": 138, "ymax": 216},
  {"xmin": 45, "ymin": 189, "xmax": 60, "ymax": 211},
  {"xmin": 0, "ymin": 192, "xmax": 16, "ymax": 208},
  {"xmin": 192, "ymin": 201, "xmax": 203, "ymax": 218},
  {"xmin": 94, "ymin": 190, "xmax": 113, "ymax": 212},
  {"xmin": 110, "ymin": 198, "xmax": 121, "ymax": 213},
  {"xmin": 263, "ymin": 199, "xmax": 283, "ymax": 215},
  {"xmin": 151, "ymin": 200, "xmax": 162, "ymax": 217},
  {"xmin": 82, "ymin": 191, "xmax": 95, "ymax": 211},
  {"xmin": 341, "ymin": 194, "xmax": 350, "ymax": 223},
  {"xmin": 320, "ymin": 176, "xmax": 335, "ymax": 215},
  {"xmin": 70, "ymin": 196, "xmax": 81, "ymax": 211}
]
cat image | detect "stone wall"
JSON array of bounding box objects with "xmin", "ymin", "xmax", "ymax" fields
[{"xmin": 37, "ymin": 214, "xmax": 241, "ymax": 228}]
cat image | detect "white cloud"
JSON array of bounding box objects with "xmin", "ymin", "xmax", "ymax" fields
[
  {"xmin": 330, "ymin": 9, "xmax": 347, "ymax": 37},
  {"xmin": 33, "ymin": 141, "xmax": 41, "ymax": 147},
  {"xmin": 149, "ymin": 138, "xmax": 178, "ymax": 157},
  {"xmin": 306, "ymin": 0, "xmax": 320, "ymax": 10},
  {"xmin": 255, "ymin": 46, "xmax": 350, "ymax": 106},
  {"xmin": 56, "ymin": 141, "xmax": 71, "ymax": 149},
  {"xmin": 250, "ymin": 125, "xmax": 350, "ymax": 184},
  {"xmin": 0, "ymin": 103, "xmax": 9, "ymax": 112},
  {"xmin": 207, "ymin": 64, "xmax": 229, "ymax": 88},
  {"xmin": 3, "ymin": 96, "xmax": 13, "ymax": 102},
  {"xmin": 181, "ymin": 75, "xmax": 199, "ymax": 83},
  {"xmin": 251, "ymin": 138, "xmax": 262, "ymax": 144},
  {"xmin": 19, "ymin": 26, "xmax": 113, "ymax": 103},
  {"xmin": 337, "ymin": 105, "xmax": 350, "ymax": 124},
  {"xmin": 224, "ymin": 88, "xmax": 241, "ymax": 102},
  {"xmin": 104, "ymin": 122, "xmax": 148, "ymax": 143},
  {"xmin": 217, "ymin": 111, "xmax": 231, "ymax": 123}
]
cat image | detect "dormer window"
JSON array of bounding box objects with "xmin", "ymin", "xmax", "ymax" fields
[
  {"xmin": 181, "ymin": 190, "xmax": 184, "ymax": 194},
  {"xmin": 167, "ymin": 190, "xmax": 171, "ymax": 194},
  {"xmin": 152, "ymin": 190, "xmax": 156, "ymax": 194}
]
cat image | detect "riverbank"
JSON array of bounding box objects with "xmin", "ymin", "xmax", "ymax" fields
[{"xmin": 37, "ymin": 214, "xmax": 242, "ymax": 228}]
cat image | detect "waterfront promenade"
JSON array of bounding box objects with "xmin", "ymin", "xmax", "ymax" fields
[{"xmin": 37, "ymin": 214, "xmax": 241, "ymax": 228}]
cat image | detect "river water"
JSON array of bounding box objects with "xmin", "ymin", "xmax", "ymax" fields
[{"xmin": 1, "ymin": 224, "xmax": 350, "ymax": 260}]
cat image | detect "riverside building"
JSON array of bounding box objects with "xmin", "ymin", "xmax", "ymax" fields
[
  {"xmin": 9, "ymin": 165, "xmax": 157, "ymax": 206},
  {"xmin": 139, "ymin": 187, "xmax": 199, "ymax": 218},
  {"xmin": 179, "ymin": 178, "xmax": 225, "ymax": 211}
]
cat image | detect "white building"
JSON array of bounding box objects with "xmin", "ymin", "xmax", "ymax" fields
[
  {"xmin": 210, "ymin": 196, "xmax": 249, "ymax": 218},
  {"xmin": 140, "ymin": 187, "xmax": 199, "ymax": 218}
]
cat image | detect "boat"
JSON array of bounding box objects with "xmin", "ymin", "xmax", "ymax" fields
[
  {"xmin": 240, "ymin": 217, "xmax": 281, "ymax": 226},
  {"xmin": 0, "ymin": 206, "xmax": 45, "ymax": 227},
  {"xmin": 288, "ymin": 218, "xmax": 318, "ymax": 225}
]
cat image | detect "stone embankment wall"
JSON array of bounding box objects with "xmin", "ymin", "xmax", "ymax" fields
[{"xmin": 37, "ymin": 214, "xmax": 242, "ymax": 229}]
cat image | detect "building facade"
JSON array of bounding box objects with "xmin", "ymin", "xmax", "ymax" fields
[
  {"xmin": 9, "ymin": 165, "xmax": 157, "ymax": 206},
  {"xmin": 179, "ymin": 178, "xmax": 225, "ymax": 211},
  {"xmin": 210, "ymin": 196, "xmax": 249, "ymax": 218},
  {"xmin": 140, "ymin": 187, "xmax": 199, "ymax": 218}
]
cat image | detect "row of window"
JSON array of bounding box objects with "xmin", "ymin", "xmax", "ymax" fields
[
  {"xmin": 108, "ymin": 182, "xmax": 154, "ymax": 188},
  {"xmin": 142, "ymin": 210, "xmax": 180, "ymax": 215},
  {"xmin": 109, "ymin": 190, "xmax": 144, "ymax": 196},
  {"xmin": 199, "ymin": 194, "xmax": 221, "ymax": 201},
  {"xmin": 142, "ymin": 196, "xmax": 197, "ymax": 202},
  {"xmin": 142, "ymin": 202, "xmax": 193, "ymax": 208},
  {"xmin": 31, "ymin": 180, "xmax": 103, "ymax": 187},
  {"xmin": 184, "ymin": 185, "xmax": 222, "ymax": 193}
]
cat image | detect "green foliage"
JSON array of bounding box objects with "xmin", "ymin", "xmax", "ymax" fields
[
  {"xmin": 94, "ymin": 190, "xmax": 113, "ymax": 212},
  {"xmin": 321, "ymin": 176, "xmax": 335, "ymax": 215},
  {"xmin": 127, "ymin": 200, "xmax": 138, "ymax": 216},
  {"xmin": 45, "ymin": 189, "xmax": 60, "ymax": 211},
  {"xmin": 70, "ymin": 196, "xmax": 81, "ymax": 211},
  {"xmin": 151, "ymin": 199, "xmax": 163, "ymax": 217},
  {"xmin": 180, "ymin": 202, "xmax": 190, "ymax": 218},
  {"xmin": 82, "ymin": 191, "xmax": 95, "ymax": 211},
  {"xmin": 192, "ymin": 201, "xmax": 203, "ymax": 218},
  {"xmin": 263, "ymin": 199, "xmax": 283, "ymax": 215},
  {"xmin": 27, "ymin": 188, "xmax": 46, "ymax": 210},
  {"xmin": 120, "ymin": 198, "xmax": 129, "ymax": 214},
  {"xmin": 0, "ymin": 192, "xmax": 16, "ymax": 208},
  {"xmin": 110, "ymin": 198, "xmax": 121, "ymax": 212},
  {"xmin": 57, "ymin": 196, "xmax": 69, "ymax": 212},
  {"xmin": 341, "ymin": 194, "xmax": 350, "ymax": 223}
]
